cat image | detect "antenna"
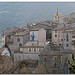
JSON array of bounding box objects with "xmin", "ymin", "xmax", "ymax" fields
[{"xmin": 57, "ymin": 8, "xmax": 58, "ymax": 15}]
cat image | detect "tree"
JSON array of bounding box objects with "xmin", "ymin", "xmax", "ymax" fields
[{"xmin": 68, "ymin": 54, "xmax": 75, "ymax": 74}]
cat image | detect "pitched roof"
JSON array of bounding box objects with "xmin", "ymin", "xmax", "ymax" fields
[{"xmin": 30, "ymin": 28, "xmax": 45, "ymax": 31}]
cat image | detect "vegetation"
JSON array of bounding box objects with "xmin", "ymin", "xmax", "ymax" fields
[{"xmin": 68, "ymin": 54, "xmax": 75, "ymax": 74}]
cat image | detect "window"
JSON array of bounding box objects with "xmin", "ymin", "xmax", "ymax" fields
[
  {"xmin": 39, "ymin": 48, "xmax": 41, "ymax": 52},
  {"xmin": 34, "ymin": 48, "xmax": 36, "ymax": 52},
  {"xmin": 59, "ymin": 44, "xmax": 61, "ymax": 45},
  {"xmin": 29, "ymin": 48, "xmax": 31, "ymax": 52},
  {"xmin": 61, "ymin": 39, "xmax": 63, "ymax": 41},
  {"xmin": 19, "ymin": 43, "xmax": 22, "ymax": 47},
  {"xmin": 66, "ymin": 33, "xmax": 68, "ymax": 41},
  {"xmin": 66, "ymin": 44, "xmax": 69, "ymax": 47},
  {"xmin": 55, "ymin": 30, "xmax": 57, "ymax": 33},
  {"xmin": 72, "ymin": 35, "xmax": 75, "ymax": 38},
  {"xmin": 54, "ymin": 63, "xmax": 57, "ymax": 67},
  {"xmin": 55, "ymin": 34, "xmax": 57, "ymax": 37},
  {"xmin": 44, "ymin": 56, "xmax": 47, "ymax": 62},
  {"xmin": 17, "ymin": 38, "xmax": 20, "ymax": 42},
  {"xmin": 31, "ymin": 48, "xmax": 32, "ymax": 51}
]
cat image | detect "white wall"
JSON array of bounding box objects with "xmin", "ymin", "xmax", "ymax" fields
[
  {"xmin": 38, "ymin": 28, "xmax": 46, "ymax": 42},
  {"xmin": 30, "ymin": 28, "xmax": 46, "ymax": 42},
  {"xmin": 30, "ymin": 31, "xmax": 38, "ymax": 41}
]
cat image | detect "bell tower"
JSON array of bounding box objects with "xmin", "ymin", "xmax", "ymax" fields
[{"xmin": 54, "ymin": 9, "xmax": 62, "ymax": 24}]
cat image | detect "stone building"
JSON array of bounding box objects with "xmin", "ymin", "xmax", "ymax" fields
[
  {"xmin": 63, "ymin": 27, "xmax": 75, "ymax": 50},
  {"xmin": 1, "ymin": 27, "xmax": 19, "ymax": 47},
  {"xmin": 13, "ymin": 29, "xmax": 30, "ymax": 48},
  {"xmin": 39, "ymin": 50, "xmax": 75, "ymax": 74},
  {"xmin": 52, "ymin": 27, "xmax": 64, "ymax": 46},
  {"xmin": 54, "ymin": 11, "xmax": 62, "ymax": 24},
  {"xmin": 14, "ymin": 41, "xmax": 48, "ymax": 61},
  {"xmin": 30, "ymin": 28, "xmax": 46, "ymax": 42},
  {"xmin": 27, "ymin": 22, "xmax": 52, "ymax": 41}
]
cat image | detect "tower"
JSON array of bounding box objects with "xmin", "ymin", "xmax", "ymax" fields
[{"xmin": 54, "ymin": 9, "xmax": 62, "ymax": 24}]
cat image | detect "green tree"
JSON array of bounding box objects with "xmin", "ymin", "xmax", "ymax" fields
[{"xmin": 68, "ymin": 54, "xmax": 75, "ymax": 74}]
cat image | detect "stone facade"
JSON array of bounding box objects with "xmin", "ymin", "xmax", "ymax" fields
[
  {"xmin": 1, "ymin": 27, "xmax": 19, "ymax": 47},
  {"xmin": 14, "ymin": 41, "xmax": 48, "ymax": 61},
  {"xmin": 39, "ymin": 50, "xmax": 75, "ymax": 74},
  {"xmin": 13, "ymin": 33, "xmax": 30, "ymax": 48},
  {"xmin": 63, "ymin": 28, "xmax": 75, "ymax": 50}
]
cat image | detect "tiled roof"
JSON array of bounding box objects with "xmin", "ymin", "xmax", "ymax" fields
[
  {"xmin": 63, "ymin": 27, "xmax": 75, "ymax": 33},
  {"xmin": 29, "ymin": 28, "xmax": 45, "ymax": 31},
  {"xmin": 2, "ymin": 27, "xmax": 19, "ymax": 35},
  {"xmin": 29, "ymin": 28, "xmax": 41, "ymax": 31}
]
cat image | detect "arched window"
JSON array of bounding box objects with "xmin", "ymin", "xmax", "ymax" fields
[
  {"xmin": 44, "ymin": 56, "xmax": 47, "ymax": 62},
  {"xmin": 19, "ymin": 43, "xmax": 22, "ymax": 48},
  {"xmin": 17, "ymin": 38, "xmax": 20, "ymax": 42},
  {"xmin": 34, "ymin": 48, "xmax": 36, "ymax": 52}
]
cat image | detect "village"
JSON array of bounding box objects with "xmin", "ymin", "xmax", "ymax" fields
[{"xmin": 0, "ymin": 11, "xmax": 75, "ymax": 74}]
